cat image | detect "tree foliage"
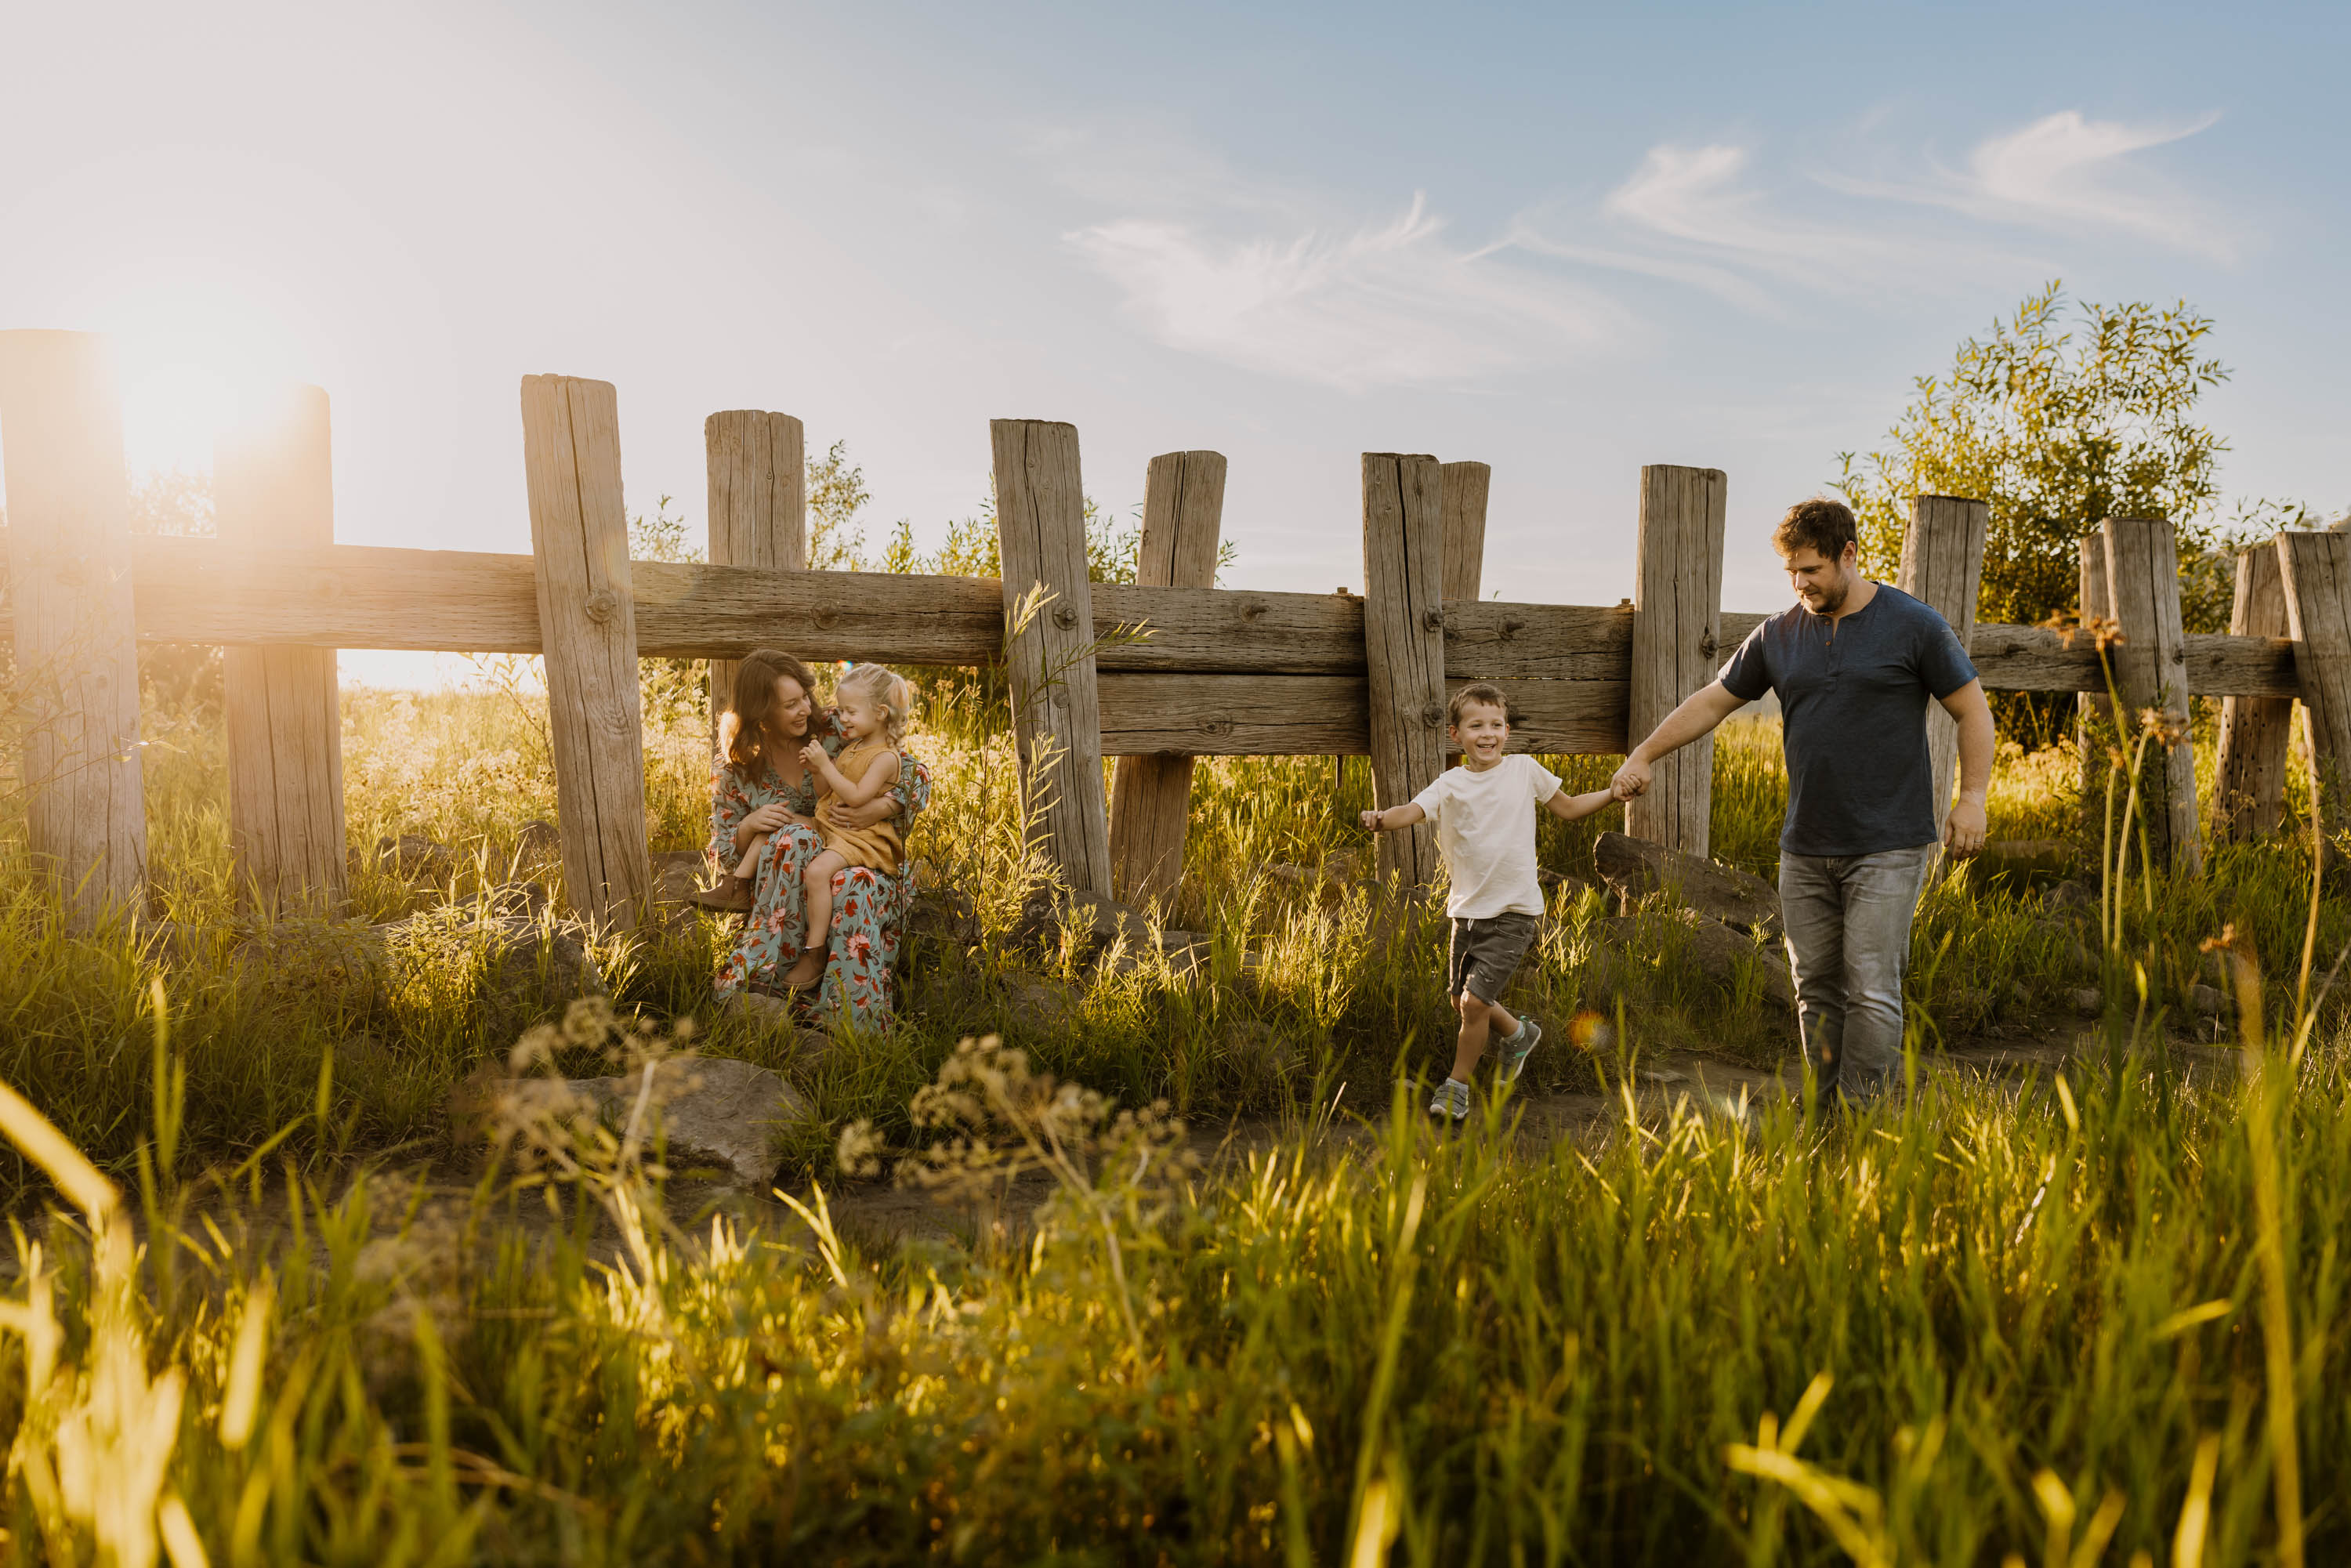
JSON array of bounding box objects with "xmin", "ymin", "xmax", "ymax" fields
[{"xmin": 1835, "ymin": 281, "xmax": 2261, "ymax": 633}]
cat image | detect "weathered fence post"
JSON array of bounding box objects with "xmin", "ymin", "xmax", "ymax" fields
[
  {"xmin": 2102, "ymin": 518, "xmax": 2201, "ymax": 875},
  {"xmin": 2213, "ymin": 541, "xmax": 2294, "ymax": 841},
  {"xmin": 1439, "ymin": 461, "xmax": 1491, "ymax": 603},
  {"xmin": 993, "ymin": 418, "xmax": 1113, "ymax": 898},
  {"xmin": 520, "ymin": 375, "xmax": 651, "ymax": 929},
  {"xmin": 705, "ymin": 410, "xmax": 806, "ymax": 744},
  {"xmin": 0, "ymin": 330, "xmax": 147, "ymax": 929},
  {"xmin": 1107, "ymin": 450, "xmax": 1225, "ymax": 910},
  {"xmin": 216, "ymin": 385, "xmax": 347, "ymax": 912},
  {"xmin": 2277, "ymin": 530, "xmax": 2351, "ymax": 830},
  {"xmin": 1361, "ymin": 453, "xmax": 1446, "ymax": 885},
  {"xmin": 2077, "ymin": 535, "xmax": 2117, "ymax": 812},
  {"xmin": 1897, "ymin": 494, "xmax": 1989, "ymax": 843},
  {"xmin": 1626, "ymin": 465, "xmax": 1726, "ymax": 858}
]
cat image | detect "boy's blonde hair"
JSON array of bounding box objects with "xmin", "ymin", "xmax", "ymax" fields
[{"xmin": 835, "ymin": 663, "xmax": 913, "ymax": 745}]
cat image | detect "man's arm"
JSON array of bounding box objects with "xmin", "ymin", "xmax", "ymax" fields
[
  {"xmin": 1940, "ymin": 678, "xmax": 1994, "ymax": 856},
  {"xmin": 1610, "ymin": 682, "xmax": 1750, "ymax": 800}
]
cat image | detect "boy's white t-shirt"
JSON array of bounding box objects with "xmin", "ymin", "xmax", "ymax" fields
[{"xmin": 1410, "ymin": 754, "xmax": 1563, "ymax": 919}]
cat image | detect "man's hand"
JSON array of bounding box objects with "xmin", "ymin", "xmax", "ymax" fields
[
  {"xmin": 1360, "ymin": 808, "xmax": 1385, "ymax": 831},
  {"xmin": 1944, "ymin": 795, "xmax": 1987, "ymax": 857},
  {"xmin": 832, "ymin": 795, "xmax": 896, "ymax": 831},
  {"xmin": 1610, "ymin": 755, "xmax": 1652, "ymax": 801}
]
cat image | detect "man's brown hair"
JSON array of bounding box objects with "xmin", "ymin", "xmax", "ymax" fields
[
  {"xmin": 1447, "ymin": 682, "xmax": 1512, "ymax": 728},
  {"xmin": 1772, "ymin": 498, "xmax": 1859, "ymax": 562},
  {"xmin": 722, "ymin": 648, "xmax": 819, "ymax": 773}
]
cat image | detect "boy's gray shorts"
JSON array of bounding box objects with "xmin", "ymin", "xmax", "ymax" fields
[{"xmin": 1447, "ymin": 912, "xmax": 1538, "ymax": 1005}]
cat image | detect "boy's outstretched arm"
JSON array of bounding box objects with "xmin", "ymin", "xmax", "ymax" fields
[
  {"xmin": 1360, "ymin": 802, "xmax": 1426, "ymax": 832},
  {"xmin": 1542, "ymin": 786, "xmax": 1621, "ymax": 824}
]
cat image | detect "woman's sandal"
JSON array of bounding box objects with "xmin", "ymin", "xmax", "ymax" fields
[{"xmin": 690, "ymin": 875, "xmax": 755, "ymax": 914}]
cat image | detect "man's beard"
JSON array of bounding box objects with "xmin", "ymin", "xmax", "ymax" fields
[{"xmin": 1802, "ymin": 572, "xmax": 1850, "ymax": 615}]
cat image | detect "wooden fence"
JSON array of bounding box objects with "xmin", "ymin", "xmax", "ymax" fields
[{"xmin": 3, "ymin": 330, "xmax": 2347, "ymax": 932}]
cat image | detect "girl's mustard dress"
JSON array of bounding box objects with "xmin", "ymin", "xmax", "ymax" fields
[{"xmin": 816, "ymin": 740, "xmax": 904, "ymax": 871}]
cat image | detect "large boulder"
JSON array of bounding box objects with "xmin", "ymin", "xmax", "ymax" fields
[
  {"xmin": 1592, "ymin": 831, "xmax": 1780, "ymax": 936},
  {"xmin": 569, "ymin": 1056, "xmax": 808, "ymax": 1187}
]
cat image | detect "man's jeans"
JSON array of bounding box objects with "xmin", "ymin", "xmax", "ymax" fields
[{"xmin": 1778, "ymin": 844, "xmax": 1936, "ymax": 1105}]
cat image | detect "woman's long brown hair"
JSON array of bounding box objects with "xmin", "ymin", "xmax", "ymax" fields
[{"xmin": 722, "ymin": 649, "xmax": 818, "ymax": 773}]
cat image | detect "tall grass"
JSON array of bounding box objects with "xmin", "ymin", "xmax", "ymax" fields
[
  {"xmin": 0, "ymin": 983, "xmax": 2348, "ymax": 1560},
  {"xmin": 0, "ymin": 672, "xmax": 2342, "ymax": 1190}
]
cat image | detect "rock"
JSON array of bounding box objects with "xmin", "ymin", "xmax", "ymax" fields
[
  {"xmin": 997, "ymin": 971, "xmax": 1083, "ymax": 1033},
  {"xmin": 649, "ymin": 850, "xmax": 708, "ymax": 904},
  {"xmin": 1538, "ymin": 869, "xmax": 1597, "ymax": 904},
  {"xmin": 1261, "ymin": 853, "xmax": 1365, "ymax": 908},
  {"xmin": 481, "ymin": 880, "xmax": 548, "ymax": 919},
  {"xmin": 2190, "ymin": 983, "xmax": 2228, "ymax": 1018},
  {"xmin": 907, "ymin": 887, "xmax": 980, "ymax": 952},
  {"xmin": 1675, "ymin": 914, "xmax": 1795, "ymax": 1007},
  {"xmin": 2042, "ymin": 878, "xmax": 2099, "ymax": 914},
  {"xmin": 1592, "ymin": 911, "xmax": 1792, "ymax": 1008},
  {"xmin": 371, "ymin": 908, "xmax": 603, "ymax": 1037},
  {"xmin": 571, "ymin": 1056, "xmax": 806, "ymax": 1187},
  {"xmin": 364, "ymin": 834, "xmax": 457, "ymax": 882},
  {"xmin": 516, "ymin": 820, "xmax": 562, "ymax": 859},
  {"xmin": 2068, "ymin": 986, "xmax": 2105, "ymax": 1017},
  {"xmin": 1010, "ymin": 888, "xmax": 1154, "ymax": 969},
  {"xmin": 1592, "ymin": 831, "xmax": 1780, "ymax": 936}
]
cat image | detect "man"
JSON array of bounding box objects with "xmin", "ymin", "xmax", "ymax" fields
[{"xmin": 1610, "ymin": 498, "xmax": 1994, "ymax": 1106}]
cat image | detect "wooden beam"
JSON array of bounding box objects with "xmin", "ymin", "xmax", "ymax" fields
[
  {"xmin": 1897, "ymin": 494, "xmax": 1989, "ymax": 842},
  {"xmin": 520, "ymin": 375, "xmax": 652, "ymax": 929},
  {"xmin": 994, "ymin": 418, "xmax": 1112, "ymax": 897},
  {"xmin": 705, "ymin": 409, "xmax": 806, "ymax": 748},
  {"xmin": 1096, "ymin": 673, "xmax": 1629, "ymax": 760},
  {"xmin": 2212, "ymin": 541, "xmax": 2294, "ymax": 842},
  {"xmin": 0, "ymin": 330, "xmax": 147, "ymax": 929},
  {"xmin": 1101, "ymin": 674, "xmax": 1367, "ymax": 757},
  {"xmin": 0, "ymin": 538, "xmax": 2307, "ymax": 697},
  {"xmin": 1108, "ymin": 451, "xmax": 1224, "ymax": 909},
  {"xmin": 1626, "ymin": 465, "xmax": 1726, "ymax": 856},
  {"xmin": 2103, "ymin": 518, "xmax": 2201, "ymax": 875},
  {"xmin": 2277, "ymin": 530, "xmax": 2351, "ymax": 831},
  {"xmin": 1361, "ymin": 453, "xmax": 1447, "ymax": 885},
  {"xmin": 216, "ymin": 384, "xmax": 347, "ymax": 912}
]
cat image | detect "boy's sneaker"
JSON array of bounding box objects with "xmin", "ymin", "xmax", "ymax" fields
[
  {"xmin": 1427, "ymin": 1078, "xmax": 1472, "ymax": 1123},
  {"xmin": 1497, "ymin": 1018, "xmax": 1544, "ymax": 1087}
]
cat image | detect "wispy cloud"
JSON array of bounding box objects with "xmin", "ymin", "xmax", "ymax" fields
[
  {"xmin": 1053, "ymin": 107, "xmax": 2235, "ymax": 385},
  {"xmin": 1827, "ymin": 110, "xmax": 2237, "ymax": 262},
  {"xmin": 1067, "ymin": 194, "xmax": 1621, "ymax": 391}
]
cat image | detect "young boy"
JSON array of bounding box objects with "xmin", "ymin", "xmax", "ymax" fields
[{"xmin": 1360, "ymin": 683, "xmax": 1623, "ymax": 1121}]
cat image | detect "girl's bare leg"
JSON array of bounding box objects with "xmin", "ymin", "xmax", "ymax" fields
[
  {"xmin": 730, "ymin": 832, "xmax": 769, "ymax": 879},
  {"xmin": 784, "ymin": 849, "xmax": 847, "ymax": 986}
]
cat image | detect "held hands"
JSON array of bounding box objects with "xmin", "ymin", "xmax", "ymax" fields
[
  {"xmin": 1608, "ymin": 756, "xmax": 1652, "ymax": 802},
  {"xmin": 1943, "ymin": 795, "xmax": 1988, "ymax": 857},
  {"xmin": 1359, "ymin": 808, "xmax": 1386, "ymax": 832}
]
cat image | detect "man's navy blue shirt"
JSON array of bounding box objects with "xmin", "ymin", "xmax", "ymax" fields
[{"xmin": 1717, "ymin": 585, "xmax": 1978, "ymax": 858}]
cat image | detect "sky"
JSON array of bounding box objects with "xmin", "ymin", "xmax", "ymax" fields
[{"xmin": 2, "ymin": 0, "xmax": 2346, "ymax": 686}]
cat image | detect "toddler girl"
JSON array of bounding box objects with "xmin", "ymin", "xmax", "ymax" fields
[{"xmin": 781, "ymin": 663, "xmax": 910, "ymax": 987}]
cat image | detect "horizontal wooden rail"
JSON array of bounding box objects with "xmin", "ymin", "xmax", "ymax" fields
[{"xmin": 0, "ymin": 535, "xmax": 2306, "ymax": 702}]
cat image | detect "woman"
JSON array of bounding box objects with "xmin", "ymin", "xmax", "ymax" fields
[{"xmin": 702, "ymin": 649, "xmax": 926, "ymax": 1013}]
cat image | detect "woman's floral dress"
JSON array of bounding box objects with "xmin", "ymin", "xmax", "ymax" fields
[{"xmin": 707, "ymin": 717, "xmax": 931, "ymax": 1027}]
